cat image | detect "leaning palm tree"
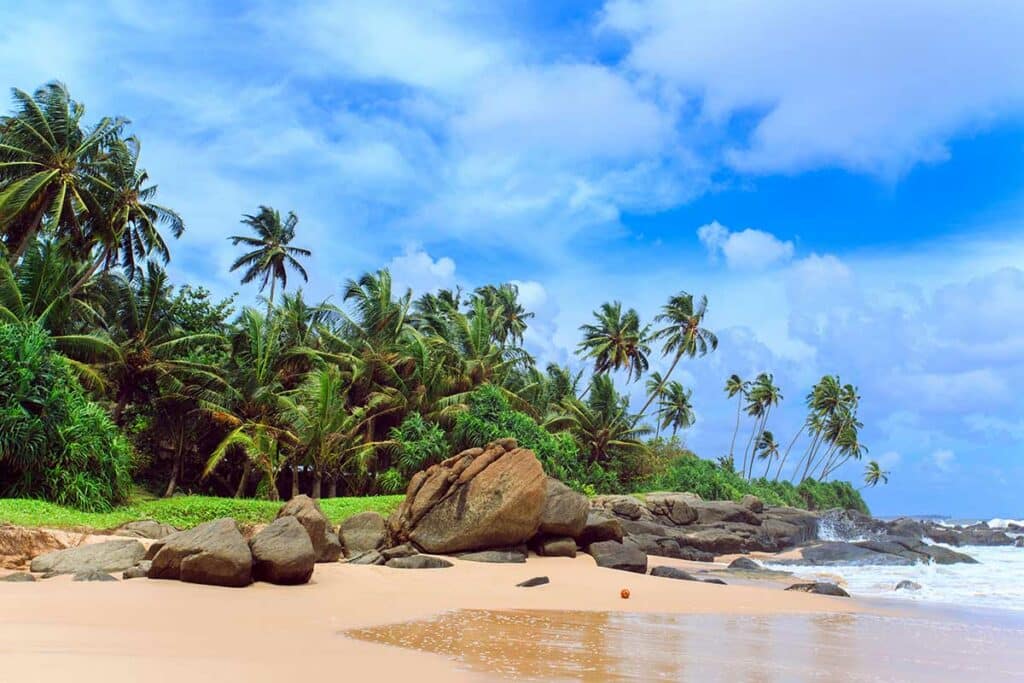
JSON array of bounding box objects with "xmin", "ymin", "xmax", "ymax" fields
[
  {"xmin": 862, "ymin": 460, "xmax": 889, "ymax": 488},
  {"xmin": 205, "ymin": 423, "xmax": 292, "ymax": 501},
  {"xmin": 229, "ymin": 206, "xmax": 310, "ymax": 311},
  {"xmin": 577, "ymin": 301, "xmax": 650, "ymax": 386},
  {"xmin": 742, "ymin": 373, "xmax": 782, "ymax": 479},
  {"xmin": 724, "ymin": 374, "xmax": 747, "ymax": 463},
  {"xmin": 0, "ymin": 82, "xmax": 125, "ymax": 264},
  {"xmin": 473, "ymin": 283, "xmax": 534, "ymax": 346},
  {"xmin": 636, "ymin": 292, "xmax": 717, "ymax": 420},
  {"xmin": 658, "ymin": 381, "xmax": 695, "ymax": 437},
  {"xmin": 545, "ymin": 393, "xmax": 651, "ymax": 466},
  {"xmin": 755, "ymin": 430, "xmax": 781, "ymax": 478},
  {"xmin": 644, "ymin": 371, "xmax": 669, "ymax": 436}
]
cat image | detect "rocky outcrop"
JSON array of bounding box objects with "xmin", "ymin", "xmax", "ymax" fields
[
  {"xmin": 113, "ymin": 520, "xmax": 177, "ymax": 540},
  {"xmin": 644, "ymin": 493, "xmax": 698, "ymax": 526},
  {"xmin": 339, "ymin": 511, "xmax": 387, "ymax": 558},
  {"xmin": 276, "ymin": 495, "xmax": 340, "ymax": 563},
  {"xmin": 728, "ymin": 557, "xmax": 762, "ymax": 571},
  {"xmin": 347, "ymin": 550, "xmax": 385, "ymax": 565},
  {"xmin": 778, "ymin": 539, "xmax": 977, "ymax": 566},
  {"xmin": 148, "ymin": 518, "xmax": 253, "ymax": 587},
  {"xmin": 586, "ymin": 540, "xmax": 647, "ymax": 574},
  {"xmin": 577, "ymin": 513, "xmax": 624, "ymax": 546},
  {"xmin": 537, "ymin": 478, "xmax": 588, "ymax": 537},
  {"xmin": 533, "ymin": 536, "xmax": 577, "ymax": 557},
  {"xmin": 249, "ymin": 517, "xmax": 316, "ymax": 585},
  {"xmin": 0, "ymin": 525, "xmax": 65, "ymax": 569},
  {"xmin": 786, "ymin": 581, "xmax": 850, "ymax": 597},
  {"xmin": 30, "ymin": 539, "xmax": 145, "ymax": 575},
  {"xmin": 389, "ymin": 439, "xmax": 547, "ymax": 554}
]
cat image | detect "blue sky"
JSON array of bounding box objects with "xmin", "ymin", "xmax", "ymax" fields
[{"xmin": 3, "ymin": 0, "xmax": 1024, "ymax": 517}]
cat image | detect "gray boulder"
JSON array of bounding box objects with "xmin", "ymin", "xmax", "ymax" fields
[
  {"xmin": 786, "ymin": 581, "xmax": 850, "ymax": 597},
  {"xmin": 777, "ymin": 541, "xmax": 914, "ymax": 566},
  {"xmin": 740, "ymin": 495, "xmax": 764, "ymax": 513},
  {"xmin": 347, "ymin": 550, "xmax": 385, "ymax": 565},
  {"xmin": 122, "ymin": 561, "xmax": 152, "ymax": 580},
  {"xmin": 2, "ymin": 572, "xmax": 35, "ymax": 582},
  {"xmin": 30, "ymin": 539, "xmax": 146, "ymax": 575},
  {"xmin": 538, "ymin": 478, "xmax": 589, "ymax": 537},
  {"xmin": 456, "ymin": 549, "xmax": 527, "ymax": 563},
  {"xmin": 386, "ymin": 555, "xmax": 453, "ymax": 569},
  {"xmin": 249, "ymin": 517, "xmax": 316, "ymax": 585},
  {"xmin": 577, "ymin": 513, "xmax": 624, "ymax": 546},
  {"xmin": 339, "ymin": 511, "xmax": 388, "ymax": 558},
  {"xmin": 73, "ymin": 570, "xmax": 117, "ymax": 582},
  {"xmin": 690, "ymin": 500, "xmax": 761, "ymax": 526},
  {"xmin": 586, "ymin": 540, "xmax": 647, "ymax": 574},
  {"xmin": 114, "ymin": 520, "xmax": 177, "ymax": 540},
  {"xmin": 148, "ymin": 518, "xmax": 253, "ymax": 587},
  {"xmin": 644, "ymin": 493, "xmax": 698, "ymax": 526},
  {"xmin": 381, "ymin": 543, "xmax": 418, "ymax": 560},
  {"xmin": 649, "ymin": 565, "xmax": 697, "ymax": 581},
  {"xmin": 591, "ymin": 495, "xmax": 649, "ymax": 521},
  {"xmin": 534, "ymin": 536, "xmax": 577, "ymax": 558},
  {"xmin": 517, "ymin": 576, "xmax": 550, "ymax": 587},
  {"xmin": 276, "ymin": 495, "xmax": 339, "ymax": 563},
  {"xmin": 895, "ymin": 580, "xmax": 922, "ymax": 591},
  {"xmin": 728, "ymin": 557, "xmax": 762, "ymax": 571}
]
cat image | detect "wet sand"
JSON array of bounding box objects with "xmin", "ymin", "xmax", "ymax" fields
[{"xmin": 2, "ymin": 553, "xmax": 1015, "ymax": 681}]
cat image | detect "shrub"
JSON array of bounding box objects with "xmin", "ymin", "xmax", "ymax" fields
[
  {"xmin": 388, "ymin": 412, "xmax": 447, "ymax": 475},
  {"xmin": 0, "ymin": 323, "xmax": 133, "ymax": 511}
]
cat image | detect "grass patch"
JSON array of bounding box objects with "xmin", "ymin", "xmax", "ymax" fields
[{"xmin": 0, "ymin": 495, "xmax": 405, "ymax": 532}]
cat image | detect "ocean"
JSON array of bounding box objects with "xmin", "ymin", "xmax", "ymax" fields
[{"xmin": 767, "ymin": 518, "xmax": 1024, "ymax": 612}]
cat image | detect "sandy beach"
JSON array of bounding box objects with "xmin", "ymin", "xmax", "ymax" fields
[{"xmin": 15, "ymin": 550, "xmax": 1022, "ymax": 682}]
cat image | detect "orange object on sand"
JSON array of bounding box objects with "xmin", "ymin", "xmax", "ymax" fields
[{"xmin": 621, "ymin": 588, "xmax": 630, "ymax": 599}]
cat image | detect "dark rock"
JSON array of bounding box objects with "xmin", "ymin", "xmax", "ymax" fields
[
  {"xmin": 122, "ymin": 561, "xmax": 152, "ymax": 580},
  {"xmin": 619, "ymin": 519, "xmax": 677, "ymax": 537},
  {"xmin": 533, "ymin": 536, "xmax": 576, "ymax": 558},
  {"xmin": 740, "ymin": 495, "xmax": 764, "ymax": 514},
  {"xmin": 456, "ymin": 549, "xmax": 527, "ymax": 563},
  {"xmin": 388, "ymin": 440, "xmax": 547, "ymax": 554},
  {"xmin": 762, "ymin": 508, "xmax": 818, "ymax": 546},
  {"xmin": 650, "ymin": 565, "xmax": 697, "ymax": 581},
  {"xmin": 690, "ymin": 501, "xmax": 761, "ymax": 526},
  {"xmin": 677, "ymin": 546, "xmax": 715, "ymax": 562},
  {"xmin": 73, "ymin": 570, "xmax": 117, "ymax": 582},
  {"xmin": 381, "ymin": 543, "xmax": 418, "ymax": 560},
  {"xmin": 347, "ymin": 550, "xmax": 385, "ymax": 565},
  {"xmin": 30, "ymin": 540, "xmax": 146, "ymax": 575},
  {"xmin": 644, "ymin": 493, "xmax": 698, "ymax": 526},
  {"xmin": 1016, "ymin": 537, "xmax": 1024, "ymax": 548},
  {"xmin": 1, "ymin": 572, "xmax": 35, "ymax": 582},
  {"xmin": 249, "ymin": 516, "xmax": 316, "ymax": 585},
  {"xmin": 538, "ymin": 478, "xmax": 588, "ymax": 537},
  {"xmin": 786, "ymin": 581, "xmax": 850, "ymax": 597},
  {"xmin": 728, "ymin": 557, "xmax": 762, "ymax": 571},
  {"xmin": 779, "ymin": 541, "xmax": 915, "ymax": 566},
  {"xmin": 676, "ymin": 528, "xmax": 749, "ymax": 555},
  {"xmin": 386, "ymin": 555, "xmax": 453, "ymax": 569},
  {"xmin": 624, "ymin": 534, "xmax": 685, "ymax": 559},
  {"xmin": 701, "ymin": 577, "xmax": 728, "ymax": 585},
  {"xmin": 113, "ymin": 520, "xmax": 177, "ymax": 540},
  {"xmin": 577, "ymin": 513, "xmax": 624, "ymax": 546},
  {"xmin": 895, "ymin": 580, "xmax": 922, "ymax": 591},
  {"xmin": 148, "ymin": 518, "xmax": 253, "ymax": 587},
  {"xmin": 516, "ymin": 576, "xmax": 550, "ymax": 588},
  {"xmin": 276, "ymin": 495, "xmax": 339, "ymax": 563},
  {"xmin": 960, "ymin": 528, "xmax": 1015, "ymax": 546},
  {"xmin": 339, "ymin": 511, "xmax": 388, "ymax": 558},
  {"xmin": 586, "ymin": 540, "xmax": 647, "ymax": 574},
  {"xmin": 591, "ymin": 495, "xmax": 649, "ymax": 521},
  {"xmin": 885, "ymin": 517, "xmax": 929, "ymax": 540}
]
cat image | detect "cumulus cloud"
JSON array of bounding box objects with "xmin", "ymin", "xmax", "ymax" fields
[
  {"xmin": 697, "ymin": 221, "xmax": 794, "ymax": 270},
  {"xmin": 387, "ymin": 246, "xmax": 457, "ymax": 295}
]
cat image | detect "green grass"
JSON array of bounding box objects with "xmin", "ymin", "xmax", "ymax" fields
[{"xmin": 0, "ymin": 495, "xmax": 405, "ymax": 532}]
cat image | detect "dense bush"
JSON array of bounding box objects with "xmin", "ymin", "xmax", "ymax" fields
[
  {"xmin": 641, "ymin": 452, "xmax": 869, "ymax": 514},
  {"xmin": 380, "ymin": 412, "xmax": 449, "ymax": 492},
  {"xmin": 0, "ymin": 323, "xmax": 133, "ymax": 511}
]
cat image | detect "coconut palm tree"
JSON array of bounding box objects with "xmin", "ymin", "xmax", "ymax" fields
[
  {"xmin": 862, "ymin": 460, "xmax": 889, "ymax": 488},
  {"xmin": 546, "ymin": 381, "xmax": 651, "ymax": 466},
  {"xmin": 473, "ymin": 283, "xmax": 534, "ymax": 346},
  {"xmin": 742, "ymin": 373, "xmax": 782, "ymax": 479},
  {"xmin": 724, "ymin": 374, "xmax": 747, "ymax": 464},
  {"xmin": 205, "ymin": 423, "xmax": 292, "ymax": 501},
  {"xmin": 0, "ymin": 82, "xmax": 125, "ymax": 265},
  {"xmin": 577, "ymin": 301, "xmax": 650, "ymax": 385},
  {"xmin": 755, "ymin": 430, "xmax": 781, "ymax": 478},
  {"xmin": 645, "ymin": 371, "xmax": 669, "ymax": 436},
  {"xmin": 229, "ymin": 206, "xmax": 310, "ymax": 312},
  {"xmin": 658, "ymin": 381, "xmax": 695, "ymax": 437},
  {"xmin": 636, "ymin": 292, "xmax": 717, "ymax": 420}
]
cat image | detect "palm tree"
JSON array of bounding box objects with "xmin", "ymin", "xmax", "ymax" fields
[
  {"xmin": 206, "ymin": 423, "xmax": 292, "ymax": 501},
  {"xmin": 577, "ymin": 301, "xmax": 650, "ymax": 385},
  {"xmin": 742, "ymin": 373, "xmax": 782, "ymax": 479},
  {"xmin": 546, "ymin": 379, "xmax": 651, "ymax": 466},
  {"xmin": 755, "ymin": 430, "xmax": 781, "ymax": 478},
  {"xmin": 229, "ymin": 206, "xmax": 310, "ymax": 312},
  {"xmin": 658, "ymin": 381, "xmax": 695, "ymax": 437},
  {"xmin": 69, "ymin": 136, "xmax": 183, "ymax": 294},
  {"xmin": 724, "ymin": 374, "xmax": 747, "ymax": 464},
  {"xmin": 342, "ymin": 269, "xmax": 411, "ymax": 346},
  {"xmin": 862, "ymin": 460, "xmax": 889, "ymax": 488},
  {"xmin": 473, "ymin": 283, "xmax": 534, "ymax": 345},
  {"xmin": 0, "ymin": 82, "xmax": 125, "ymax": 264},
  {"xmin": 645, "ymin": 371, "xmax": 669, "ymax": 436},
  {"xmin": 636, "ymin": 292, "xmax": 717, "ymax": 420}
]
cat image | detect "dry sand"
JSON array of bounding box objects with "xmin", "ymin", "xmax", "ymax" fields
[{"xmin": 0, "ymin": 552, "xmax": 872, "ymax": 682}]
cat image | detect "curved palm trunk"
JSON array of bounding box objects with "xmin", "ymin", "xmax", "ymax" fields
[
  {"xmin": 67, "ymin": 247, "xmax": 108, "ymax": 298},
  {"xmin": 267, "ymin": 277, "xmax": 277, "ymax": 316},
  {"xmin": 7, "ymin": 193, "xmax": 52, "ymax": 266},
  {"xmin": 290, "ymin": 461, "xmax": 300, "ymax": 498},
  {"xmin": 747, "ymin": 409, "xmax": 771, "ymax": 479},
  {"xmin": 235, "ymin": 460, "xmax": 251, "ymax": 498},
  {"xmin": 774, "ymin": 424, "xmax": 805, "ymax": 481},
  {"xmin": 312, "ymin": 468, "xmax": 323, "ymax": 499},
  {"xmin": 636, "ymin": 351, "xmax": 683, "ymax": 422},
  {"xmin": 326, "ymin": 476, "xmax": 337, "ymax": 499},
  {"xmin": 163, "ymin": 424, "xmax": 185, "ymax": 497},
  {"xmin": 729, "ymin": 398, "xmax": 742, "ymax": 459}
]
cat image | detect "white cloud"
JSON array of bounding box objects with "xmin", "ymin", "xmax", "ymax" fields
[
  {"xmin": 387, "ymin": 246, "xmax": 457, "ymax": 295},
  {"xmin": 931, "ymin": 449, "xmax": 956, "ymax": 473},
  {"xmin": 697, "ymin": 221, "xmax": 794, "ymax": 270},
  {"xmin": 877, "ymin": 451, "xmax": 902, "ymax": 470},
  {"xmin": 510, "ymin": 280, "xmax": 547, "ymax": 311},
  {"xmin": 601, "ymin": 0, "xmax": 1024, "ymax": 177}
]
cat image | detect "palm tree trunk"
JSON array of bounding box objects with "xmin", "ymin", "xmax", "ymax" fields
[
  {"xmin": 235, "ymin": 460, "xmax": 251, "ymax": 498},
  {"xmin": 7, "ymin": 194, "xmax": 51, "ymax": 266},
  {"xmin": 729, "ymin": 398, "xmax": 742, "ymax": 459},
  {"xmin": 775, "ymin": 424, "xmax": 805, "ymax": 481},
  {"xmin": 163, "ymin": 425, "xmax": 185, "ymax": 498},
  {"xmin": 267, "ymin": 277, "xmax": 276, "ymax": 316},
  {"xmin": 290, "ymin": 461, "xmax": 300, "ymax": 499},
  {"xmin": 312, "ymin": 468, "xmax": 323, "ymax": 499},
  {"xmin": 112, "ymin": 394, "xmax": 129, "ymax": 426},
  {"xmin": 326, "ymin": 476, "xmax": 337, "ymax": 499},
  {"xmin": 67, "ymin": 247, "xmax": 108, "ymax": 298},
  {"xmin": 636, "ymin": 351, "xmax": 683, "ymax": 422},
  {"xmin": 747, "ymin": 410, "xmax": 770, "ymax": 479}
]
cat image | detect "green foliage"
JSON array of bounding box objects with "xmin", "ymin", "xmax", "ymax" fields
[
  {"xmin": 0, "ymin": 323, "xmax": 133, "ymax": 510},
  {"xmin": 0, "ymin": 494, "xmax": 404, "ymax": 531},
  {"xmin": 641, "ymin": 452, "xmax": 868, "ymax": 513},
  {"xmin": 389, "ymin": 412, "xmax": 447, "ymax": 475}
]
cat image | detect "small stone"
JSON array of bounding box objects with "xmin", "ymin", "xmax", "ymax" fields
[
  {"xmin": 650, "ymin": 566, "xmax": 697, "ymax": 581},
  {"xmin": 785, "ymin": 581, "xmax": 850, "ymax": 597},
  {"xmin": 73, "ymin": 570, "xmax": 117, "ymax": 582},
  {"xmin": 122, "ymin": 561, "xmax": 152, "ymax": 580},
  {"xmin": 347, "ymin": 550, "xmax": 385, "ymax": 565},
  {"xmin": 1, "ymin": 572, "xmax": 36, "ymax": 582},
  {"xmin": 381, "ymin": 543, "xmax": 418, "ymax": 560},
  {"xmin": 456, "ymin": 549, "xmax": 527, "ymax": 563},
  {"xmin": 516, "ymin": 576, "xmax": 550, "ymax": 588},
  {"xmin": 701, "ymin": 577, "xmax": 728, "ymax": 585},
  {"xmin": 895, "ymin": 580, "xmax": 922, "ymax": 591},
  {"xmin": 386, "ymin": 555, "xmax": 453, "ymax": 569},
  {"xmin": 728, "ymin": 557, "xmax": 762, "ymax": 571}
]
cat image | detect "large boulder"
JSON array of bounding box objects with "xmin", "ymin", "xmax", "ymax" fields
[
  {"xmin": 30, "ymin": 539, "xmax": 145, "ymax": 575},
  {"xmin": 113, "ymin": 520, "xmax": 177, "ymax": 540},
  {"xmin": 689, "ymin": 500, "xmax": 761, "ymax": 526},
  {"xmin": 276, "ymin": 495, "xmax": 340, "ymax": 563},
  {"xmin": 538, "ymin": 478, "xmax": 588, "ymax": 537},
  {"xmin": 586, "ymin": 540, "xmax": 647, "ymax": 574},
  {"xmin": 763, "ymin": 507, "xmax": 818, "ymax": 546},
  {"xmin": 777, "ymin": 541, "xmax": 914, "ymax": 566},
  {"xmin": 740, "ymin": 495, "xmax": 764, "ymax": 514},
  {"xmin": 577, "ymin": 513, "xmax": 624, "ymax": 546},
  {"xmin": 389, "ymin": 440, "xmax": 547, "ymax": 554},
  {"xmin": 339, "ymin": 511, "xmax": 387, "ymax": 557},
  {"xmin": 591, "ymin": 495, "xmax": 650, "ymax": 521},
  {"xmin": 644, "ymin": 493, "xmax": 698, "ymax": 526},
  {"xmin": 249, "ymin": 517, "xmax": 316, "ymax": 585},
  {"xmin": 786, "ymin": 581, "xmax": 850, "ymax": 597},
  {"xmin": 533, "ymin": 536, "xmax": 577, "ymax": 558},
  {"xmin": 0, "ymin": 525, "xmax": 66, "ymax": 570},
  {"xmin": 148, "ymin": 518, "xmax": 253, "ymax": 587}
]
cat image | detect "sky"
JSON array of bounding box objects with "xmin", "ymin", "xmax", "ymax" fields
[{"xmin": 3, "ymin": 0, "xmax": 1024, "ymax": 517}]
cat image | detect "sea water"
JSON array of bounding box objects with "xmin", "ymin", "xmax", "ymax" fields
[{"xmin": 769, "ymin": 518, "xmax": 1024, "ymax": 612}]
